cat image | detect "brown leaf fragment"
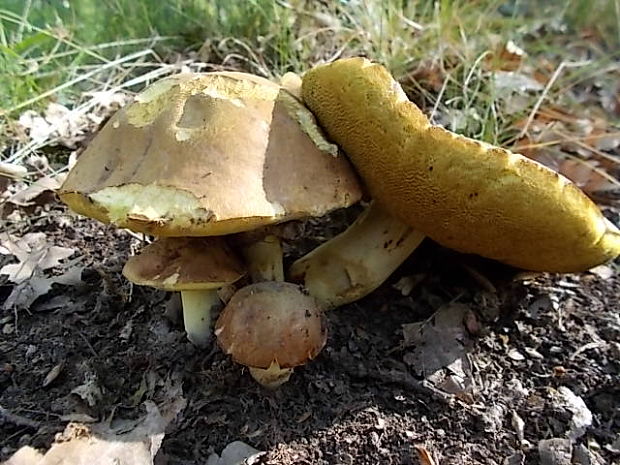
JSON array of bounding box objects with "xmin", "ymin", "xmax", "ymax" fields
[
  {"xmin": 403, "ymin": 304, "xmax": 474, "ymax": 395},
  {"xmin": 42, "ymin": 361, "xmax": 64, "ymax": 387},
  {"xmin": 7, "ymin": 174, "xmax": 63, "ymax": 207},
  {"xmin": 485, "ymin": 40, "xmax": 526, "ymax": 71}
]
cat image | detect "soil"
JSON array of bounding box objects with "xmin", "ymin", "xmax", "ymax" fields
[{"xmin": 1, "ymin": 202, "xmax": 619, "ymax": 465}]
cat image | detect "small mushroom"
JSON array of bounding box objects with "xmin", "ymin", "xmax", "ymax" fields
[
  {"xmin": 215, "ymin": 282, "xmax": 326, "ymax": 388},
  {"xmin": 123, "ymin": 237, "xmax": 245, "ymax": 347},
  {"xmin": 301, "ymin": 57, "xmax": 620, "ymax": 273}
]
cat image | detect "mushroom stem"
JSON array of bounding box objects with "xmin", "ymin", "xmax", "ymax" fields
[
  {"xmin": 289, "ymin": 202, "xmax": 425, "ymax": 309},
  {"xmin": 241, "ymin": 234, "xmax": 284, "ymax": 282},
  {"xmin": 249, "ymin": 361, "xmax": 293, "ymax": 389},
  {"xmin": 180, "ymin": 289, "xmax": 221, "ymax": 347}
]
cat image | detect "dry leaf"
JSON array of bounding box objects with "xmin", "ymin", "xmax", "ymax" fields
[
  {"xmin": 493, "ymin": 71, "xmax": 543, "ymax": 95},
  {"xmin": 402, "ymin": 304, "xmax": 474, "ymax": 395},
  {"xmin": 4, "ymin": 379, "xmax": 186, "ymax": 465},
  {"xmin": 7, "ymin": 174, "xmax": 64, "ymax": 207},
  {"xmin": 485, "ymin": 40, "xmax": 526, "ymax": 71},
  {"xmin": 551, "ymin": 386, "xmax": 593, "ymax": 440},
  {"xmin": 42, "ymin": 361, "xmax": 64, "ymax": 388},
  {"xmin": 70, "ymin": 371, "xmax": 103, "ymax": 407},
  {"xmin": 206, "ymin": 441, "xmax": 263, "ymax": 465},
  {"xmin": 1, "ymin": 233, "xmax": 83, "ymax": 309}
]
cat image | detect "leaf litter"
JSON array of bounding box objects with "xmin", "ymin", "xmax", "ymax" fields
[{"xmin": 0, "ymin": 232, "xmax": 84, "ymax": 311}]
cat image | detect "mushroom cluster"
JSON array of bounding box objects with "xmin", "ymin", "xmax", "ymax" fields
[{"xmin": 59, "ymin": 61, "xmax": 620, "ymax": 388}]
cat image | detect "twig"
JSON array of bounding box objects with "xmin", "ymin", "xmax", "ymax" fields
[
  {"xmin": 0, "ymin": 405, "xmax": 40, "ymax": 429},
  {"xmin": 518, "ymin": 60, "xmax": 591, "ymax": 139}
]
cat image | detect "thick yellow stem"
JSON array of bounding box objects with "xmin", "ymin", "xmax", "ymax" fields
[{"xmin": 289, "ymin": 202, "xmax": 425, "ymax": 309}]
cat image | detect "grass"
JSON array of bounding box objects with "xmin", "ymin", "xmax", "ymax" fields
[{"xmin": 1, "ymin": 0, "xmax": 619, "ymax": 166}]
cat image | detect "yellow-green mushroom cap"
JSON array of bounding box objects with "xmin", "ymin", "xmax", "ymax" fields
[
  {"xmin": 301, "ymin": 57, "xmax": 620, "ymax": 272},
  {"xmin": 59, "ymin": 72, "xmax": 361, "ymax": 237}
]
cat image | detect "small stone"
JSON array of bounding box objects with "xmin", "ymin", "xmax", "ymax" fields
[{"xmin": 539, "ymin": 438, "xmax": 572, "ymax": 465}]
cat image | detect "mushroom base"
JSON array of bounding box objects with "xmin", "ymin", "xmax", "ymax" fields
[{"xmin": 249, "ymin": 361, "xmax": 293, "ymax": 389}]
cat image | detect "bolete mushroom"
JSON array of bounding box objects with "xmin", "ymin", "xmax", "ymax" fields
[
  {"xmin": 57, "ymin": 71, "xmax": 362, "ymax": 335},
  {"xmin": 58, "ymin": 72, "xmax": 360, "ymax": 239},
  {"xmin": 215, "ymin": 281, "xmax": 326, "ymax": 388},
  {"xmin": 299, "ymin": 57, "xmax": 620, "ymax": 273},
  {"xmin": 122, "ymin": 237, "xmax": 245, "ymax": 347}
]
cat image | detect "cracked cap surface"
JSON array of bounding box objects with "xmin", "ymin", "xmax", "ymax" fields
[{"xmin": 59, "ymin": 72, "xmax": 361, "ymax": 236}]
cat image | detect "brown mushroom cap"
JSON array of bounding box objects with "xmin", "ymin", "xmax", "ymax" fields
[
  {"xmin": 301, "ymin": 57, "xmax": 620, "ymax": 272},
  {"xmin": 215, "ymin": 282, "xmax": 326, "ymax": 369},
  {"xmin": 122, "ymin": 237, "xmax": 245, "ymax": 291},
  {"xmin": 59, "ymin": 72, "xmax": 361, "ymax": 236}
]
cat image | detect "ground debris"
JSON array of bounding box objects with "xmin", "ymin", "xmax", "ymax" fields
[
  {"xmin": 206, "ymin": 441, "xmax": 263, "ymax": 465},
  {"xmin": 538, "ymin": 438, "xmax": 572, "ymax": 465},
  {"xmin": 549, "ymin": 387, "xmax": 593, "ymax": 441},
  {"xmin": 402, "ymin": 303, "xmax": 474, "ymax": 396},
  {"xmin": 0, "ymin": 232, "xmax": 83, "ymax": 310},
  {"xmin": 2, "ymin": 395, "xmax": 186, "ymax": 465}
]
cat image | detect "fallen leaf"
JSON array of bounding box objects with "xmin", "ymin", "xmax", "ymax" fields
[
  {"xmin": 2, "ymin": 446, "xmax": 44, "ymax": 465},
  {"xmin": 493, "ymin": 71, "xmax": 543, "ymax": 96},
  {"xmin": 392, "ymin": 274, "xmax": 425, "ymax": 296},
  {"xmin": 511, "ymin": 411, "xmax": 526, "ymax": 444},
  {"xmin": 70, "ymin": 371, "xmax": 103, "ymax": 407},
  {"xmin": 1, "ymin": 233, "xmax": 83, "ymax": 309},
  {"xmin": 7, "ymin": 174, "xmax": 64, "ymax": 207},
  {"xmin": 1, "ymin": 233, "xmax": 75, "ymax": 282},
  {"xmin": 4, "ymin": 387, "xmax": 186, "ymax": 465},
  {"xmin": 206, "ymin": 441, "xmax": 263, "ymax": 465},
  {"xmin": 486, "ymin": 40, "xmax": 526, "ymax": 71},
  {"xmin": 402, "ymin": 303, "xmax": 474, "ymax": 395},
  {"xmin": 552, "ymin": 386, "xmax": 593, "ymax": 440},
  {"xmin": 589, "ymin": 265, "xmax": 615, "ymax": 280},
  {"xmin": 42, "ymin": 361, "xmax": 65, "ymax": 388}
]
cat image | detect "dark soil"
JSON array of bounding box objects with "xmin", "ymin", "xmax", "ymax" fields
[{"xmin": 1, "ymin": 203, "xmax": 619, "ymax": 465}]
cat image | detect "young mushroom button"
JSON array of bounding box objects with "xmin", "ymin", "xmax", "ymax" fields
[
  {"xmin": 122, "ymin": 237, "xmax": 245, "ymax": 347},
  {"xmin": 215, "ymin": 282, "xmax": 327, "ymax": 389}
]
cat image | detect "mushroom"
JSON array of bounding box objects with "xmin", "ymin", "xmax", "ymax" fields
[
  {"xmin": 57, "ymin": 71, "xmax": 362, "ymax": 337},
  {"xmin": 122, "ymin": 237, "xmax": 245, "ymax": 347},
  {"xmin": 299, "ymin": 57, "xmax": 620, "ymax": 273},
  {"xmin": 215, "ymin": 281, "xmax": 326, "ymax": 388},
  {"xmin": 58, "ymin": 72, "xmax": 360, "ymax": 239}
]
